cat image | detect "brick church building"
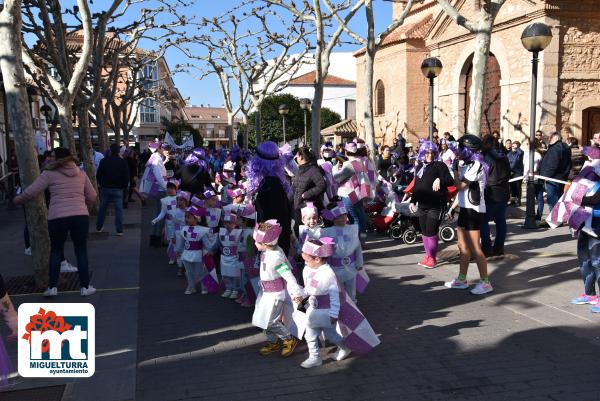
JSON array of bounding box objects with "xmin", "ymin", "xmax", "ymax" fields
[{"xmin": 355, "ymin": 0, "xmax": 600, "ymax": 147}]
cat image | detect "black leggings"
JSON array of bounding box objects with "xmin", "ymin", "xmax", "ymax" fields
[
  {"xmin": 418, "ymin": 207, "xmax": 442, "ymax": 237},
  {"xmin": 48, "ymin": 215, "xmax": 90, "ymax": 288}
]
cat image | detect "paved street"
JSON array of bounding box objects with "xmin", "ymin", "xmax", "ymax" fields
[{"xmin": 1, "ymin": 203, "xmax": 600, "ymax": 401}]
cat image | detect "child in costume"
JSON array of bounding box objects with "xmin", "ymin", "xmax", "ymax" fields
[
  {"xmin": 299, "ymin": 237, "xmax": 351, "ymax": 368},
  {"xmin": 219, "ymin": 210, "xmax": 243, "ymax": 299},
  {"xmin": 252, "ymin": 220, "xmax": 303, "ymax": 358},
  {"xmin": 201, "ymin": 206, "xmax": 222, "ymax": 294},
  {"xmin": 297, "ymin": 202, "xmax": 322, "ymax": 252},
  {"xmin": 219, "ymin": 161, "xmax": 237, "ymax": 205},
  {"xmin": 321, "ymin": 200, "xmax": 364, "ymax": 302},
  {"xmin": 152, "ymin": 188, "xmax": 189, "ymax": 275},
  {"xmin": 151, "ymin": 182, "xmax": 177, "ymax": 263},
  {"xmin": 228, "ymin": 186, "xmax": 246, "ymax": 206},
  {"xmin": 176, "ymin": 206, "xmax": 210, "ymax": 295}
]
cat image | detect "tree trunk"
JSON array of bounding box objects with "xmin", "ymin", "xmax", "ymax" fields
[
  {"xmin": 95, "ymin": 98, "xmax": 108, "ymax": 152},
  {"xmin": 466, "ymin": 20, "xmax": 493, "ymax": 137},
  {"xmin": 311, "ymin": 80, "xmax": 324, "ymax": 152},
  {"xmin": 227, "ymin": 112, "xmax": 235, "ymax": 148},
  {"xmin": 254, "ymin": 102, "xmax": 261, "ymax": 146},
  {"xmin": 57, "ymin": 106, "xmax": 77, "ymax": 154},
  {"xmin": 0, "ymin": 0, "xmax": 50, "ymax": 289},
  {"xmin": 364, "ymin": 0, "xmax": 376, "ymax": 156},
  {"xmin": 77, "ymin": 105, "xmax": 99, "ymax": 213}
]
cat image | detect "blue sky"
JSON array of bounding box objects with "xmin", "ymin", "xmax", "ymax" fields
[{"xmin": 160, "ymin": 0, "xmax": 395, "ymax": 107}]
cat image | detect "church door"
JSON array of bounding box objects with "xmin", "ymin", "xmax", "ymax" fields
[{"xmin": 582, "ymin": 107, "xmax": 600, "ymax": 146}]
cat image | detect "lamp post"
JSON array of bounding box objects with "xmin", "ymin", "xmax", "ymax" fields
[
  {"xmin": 278, "ymin": 104, "xmax": 290, "ymax": 144},
  {"xmin": 300, "ymin": 98, "xmax": 312, "ymax": 146},
  {"xmin": 420, "ymin": 57, "xmax": 443, "ymax": 141},
  {"xmin": 521, "ymin": 22, "xmax": 553, "ymax": 229}
]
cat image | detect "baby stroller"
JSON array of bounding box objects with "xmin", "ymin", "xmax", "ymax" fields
[
  {"xmin": 388, "ymin": 179, "xmax": 458, "ymax": 245},
  {"xmin": 369, "ymin": 165, "xmax": 407, "ymax": 233}
]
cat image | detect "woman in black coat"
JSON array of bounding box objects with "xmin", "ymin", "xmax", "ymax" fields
[{"xmin": 292, "ymin": 147, "xmax": 326, "ymax": 219}]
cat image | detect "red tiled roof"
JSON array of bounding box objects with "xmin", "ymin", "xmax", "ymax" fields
[
  {"xmin": 183, "ymin": 107, "xmax": 242, "ymax": 123},
  {"xmin": 288, "ymin": 71, "xmax": 355, "ymax": 86},
  {"xmin": 353, "ymin": 14, "xmax": 433, "ymax": 57}
]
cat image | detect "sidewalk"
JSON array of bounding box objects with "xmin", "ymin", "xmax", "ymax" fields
[{"xmin": 0, "ymin": 202, "xmax": 142, "ymax": 401}]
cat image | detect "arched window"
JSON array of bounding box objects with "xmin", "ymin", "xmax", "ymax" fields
[{"xmin": 375, "ymin": 80, "xmax": 385, "ymax": 115}]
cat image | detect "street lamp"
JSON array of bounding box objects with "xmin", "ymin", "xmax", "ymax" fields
[
  {"xmin": 278, "ymin": 104, "xmax": 290, "ymax": 144},
  {"xmin": 521, "ymin": 22, "xmax": 553, "ymax": 229},
  {"xmin": 421, "ymin": 57, "xmax": 443, "ymax": 141},
  {"xmin": 300, "ymin": 98, "xmax": 312, "ymax": 146}
]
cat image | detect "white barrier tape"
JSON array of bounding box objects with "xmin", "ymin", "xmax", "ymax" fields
[
  {"xmin": 508, "ymin": 176, "xmax": 525, "ymax": 183},
  {"xmin": 533, "ymin": 175, "xmax": 569, "ymax": 186}
]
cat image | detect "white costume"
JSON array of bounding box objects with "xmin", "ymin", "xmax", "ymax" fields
[
  {"xmin": 176, "ymin": 225, "xmax": 210, "ymax": 291},
  {"xmin": 297, "ymin": 225, "xmax": 321, "ymax": 253},
  {"xmin": 302, "ymin": 263, "xmax": 344, "ymax": 358},
  {"xmin": 321, "ymin": 224, "xmax": 364, "ymax": 301},
  {"xmin": 140, "ymin": 152, "xmax": 167, "ymax": 197},
  {"xmin": 219, "ymin": 228, "xmax": 243, "ymax": 292},
  {"xmin": 252, "ymin": 247, "xmax": 302, "ymax": 340}
]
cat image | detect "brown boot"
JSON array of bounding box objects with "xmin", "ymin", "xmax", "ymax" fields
[
  {"xmin": 281, "ymin": 337, "xmax": 298, "ymax": 358},
  {"xmin": 259, "ymin": 340, "xmax": 283, "ymax": 356}
]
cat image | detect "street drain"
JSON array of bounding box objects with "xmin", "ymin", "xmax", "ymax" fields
[{"xmin": 5, "ymin": 272, "xmax": 93, "ymax": 295}]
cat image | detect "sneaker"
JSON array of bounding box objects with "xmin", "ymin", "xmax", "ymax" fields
[
  {"xmin": 201, "ymin": 288, "xmax": 208, "ymax": 295},
  {"xmin": 116, "ymin": 231, "xmax": 124, "ymax": 236},
  {"xmin": 221, "ymin": 289, "xmax": 232, "ymax": 298},
  {"xmin": 571, "ymin": 294, "xmax": 599, "ymax": 305},
  {"xmin": 281, "ymin": 337, "xmax": 298, "ymax": 357},
  {"xmin": 235, "ymin": 294, "xmax": 245, "ymax": 304},
  {"xmin": 60, "ymin": 260, "xmax": 78, "ymax": 273},
  {"xmin": 184, "ymin": 287, "xmax": 197, "ymax": 295},
  {"xmin": 444, "ymin": 278, "xmax": 469, "ymax": 290},
  {"xmin": 591, "ymin": 305, "xmax": 600, "ymax": 313},
  {"xmin": 96, "ymin": 226, "xmax": 104, "ymax": 233},
  {"xmin": 229, "ymin": 290, "xmax": 239, "ymax": 299},
  {"xmin": 421, "ymin": 257, "xmax": 436, "ymax": 269},
  {"xmin": 259, "ymin": 340, "xmax": 283, "ymax": 356},
  {"xmin": 300, "ymin": 356, "xmax": 323, "ymax": 369},
  {"xmin": 43, "ymin": 287, "xmax": 58, "ymax": 297},
  {"xmin": 417, "ymin": 257, "xmax": 429, "ymax": 267},
  {"xmin": 470, "ymin": 281, "xmax": 493, "ymax": 295},
  {"xmin": 80, "ymin": 285, "xmax": 97, "ymax": 296},
  {"xmin": 176, "ymin": 268, "xmax": 184, "ymax": 277},
  {"xmin": 333, "ymin": 345, "xmax": 352, "ymax": 361},
  {"xmin": 168, "ymin": 259, "xmax": 175, "ymax": 265},
  {"xmin": 24, "ymin": 247, "xmax": 32, "ymax": 256}
]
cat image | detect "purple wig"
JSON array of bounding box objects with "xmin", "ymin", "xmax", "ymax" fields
[
  {"xmin": 245, "ymin": 141, "xmax": 292, "ymax": 196},
  {"xmin": 459, "ymin": 147, "xmax": 490, "ymax": 177},
  {"xmin": 417, "ymin": 140, "xmax": 439, "ymax": 162}
]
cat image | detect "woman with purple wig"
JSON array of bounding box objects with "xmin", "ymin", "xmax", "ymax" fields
[
  {"xmin": 444, "ymin": 134, "xmax": 493, "ymax": 295},
  {"xmin": 246, "ymin": 141, "xmax": 293, "ymax": 254},
  {"xmin": 176, "ymin": 148, "xmax": 214, "ymax": 196},
  {"xmin": 409, "ymin": 140, "xmax": 454, "ymax": 268},
  {"xmin": 0, "ymin": 274, "xmax": 17, "ymax": 388}
]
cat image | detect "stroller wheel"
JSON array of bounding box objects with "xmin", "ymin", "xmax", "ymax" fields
[
  {"xmin": 402, "ymin": 229, "xmax": 418, "ymax": 245},
  {"xmin": 390, "ymin": 225, "xmax": 403, "ymax": 240},
  {"xmin": 439, "ymin": 225, "xmax": 456, "ymax": 242}
]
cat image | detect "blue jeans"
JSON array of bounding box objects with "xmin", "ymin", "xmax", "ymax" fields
[
  {"xmin": 577, "ymin": 233, "xmax": 600, "ymax": 296},
  {"xmin": 480, "ymin": 201, "xmax": 508, "ymax": 252},
  {"xmin": 48, "ymin": 215, "xmax": 90, "ymax": 288},
  {"xmin": 342, "ymin": 197, "xmax": 367, "ymax": 234},
  {"xmin": 96, "ymin": 187, "xmax": 124, "ymax": 233},
  {"xmin": 535, "ymin": 182, "xmax": 545, "ymax": 220},
  {"xmin": 545, "ymin": 182, "xmax": 564, "ymax": 213}
]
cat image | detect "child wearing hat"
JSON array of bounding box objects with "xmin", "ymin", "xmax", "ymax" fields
[
  {"xmin": 152, "ymin": 189, "xmax": 189, "ymax": 273},
  {"xmin": 219, "ymin": 210, "xmax": 243, "ymax": 299},
  {"xmin": 299, "ymin": 237, "xmax": 351, "ymax": 368},
  {"xmin": 252, "ymin": 220, "xmax": 303, "ymax": 358},
  {"xmin": 321, "ymin": 200, "xmax": 364, "ymax": 302},
  {"xmin": 176, "ymin": 206, "xmax": 210, "ymax": 295}
]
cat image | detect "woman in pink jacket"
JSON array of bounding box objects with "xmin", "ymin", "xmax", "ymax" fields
[{"xmin": 14, "ymin": 147, "xmax": 98, "ymax": 297}]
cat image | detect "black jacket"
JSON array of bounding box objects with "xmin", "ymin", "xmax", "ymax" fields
[
  {"xmin": 292, "ymin": 162, "xmax": 326, "ymax": 210},
  {"xmin": 96, "ymin": 155, "xmax": 130, "ymax": 189},
  {"xmin": 176, "ymin": 165, "xmax": 213, "ymax": 196},
  {"xmin": 483, "ymin": 148, "xmax": 511, "ymax": 203},
  {"xmin": 255, "ymin": 176, "xmax": 292, "ymax": 254},
  {"xmin": 411, "ymin": 161, "xmax": 454, "ymax": 209},
  {"xmin": 539, "ymin": 141, "xmax": 572, "ymax": 181}
]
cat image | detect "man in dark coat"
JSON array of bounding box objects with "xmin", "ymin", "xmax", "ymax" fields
[
  {"xmin": 96, "ymin": 143, "xmax": 130, "ymax": 235},
  {"xmin": 539, "ymin": 132, "xmax": 572, "ymax": 216}
]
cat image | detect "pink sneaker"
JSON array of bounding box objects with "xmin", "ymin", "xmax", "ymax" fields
[
  {"xmin": 235, "ymin": 294, "xmax": 246, "ymax": 304},
  {"xmin": 417, "ymin": 257, "xmax": 429, "ymax": 267},
  {"xmin": 571, "ymin": 294, "xmax": 599, "ymax": 305}
]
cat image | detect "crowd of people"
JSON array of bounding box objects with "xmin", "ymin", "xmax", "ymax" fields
[{"xmin": 2, "ymin": 126, "xmax": 600, "ymax": 384}]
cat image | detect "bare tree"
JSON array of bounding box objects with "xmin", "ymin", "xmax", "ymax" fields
[
  {"xmin": 327, "ymin": 0, "xmax": 415, "ymax": 155},
  {"xmin": 262, "ymin": 0, "xmax": 364, "ymax": 151},
  {"xmin": 436, "ymin": 0, "xmax": 507, "ymax": 136},
  {"xmin": 21, "ymin": 0, "xmax": 94, "ymax": 155},
  {"xmin": 175, "ymin": 5, "xmax": 311, "ymax": 147},
  {"xmin": 0, "ymin": 0, "xmax": 50, "ymax": 288}
]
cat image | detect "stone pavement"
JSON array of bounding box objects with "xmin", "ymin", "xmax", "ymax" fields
[{"xmin": 1, "ymin": 202, "xmax": 600, "ymax": 401}]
